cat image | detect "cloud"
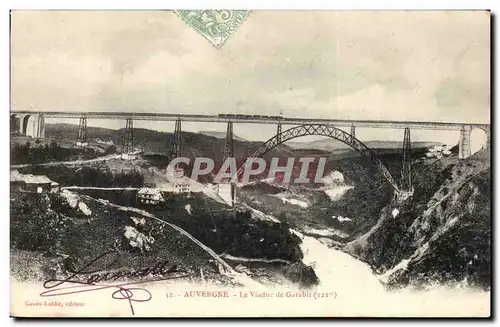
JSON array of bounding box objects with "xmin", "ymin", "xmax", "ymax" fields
[{"xmin": 10, "ymin": 10, "xmax": 490, "ymax": 142}]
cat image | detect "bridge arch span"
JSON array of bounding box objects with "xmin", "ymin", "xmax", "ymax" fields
[
  {"xmin": 21, "ymin": 114, "xmax": 35, "ymax": 136},
  {"xmin": 10, "ymin": 114, "xmax": 20, "ymax": 134},
  {"xmin": 238, "ymin": 124, "xmax": 400, "ymax": 192}
]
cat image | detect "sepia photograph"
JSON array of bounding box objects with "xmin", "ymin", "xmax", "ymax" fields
[{"xmin": 8, "ymin": 8, "xmax": 491, "ymax": 318}]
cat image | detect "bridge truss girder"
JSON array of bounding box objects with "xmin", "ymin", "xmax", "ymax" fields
[
  {"xmin": 277, "ymin": 122, "xmax": 282, "ymax": 143},
  {"xmin": 223, "ymin": 121, "xmax": 234, "ymax": 161},
  {"xmin": 124, "ymin": 117, "xmax": 134, "ymax": 153},
  {"xmin": 459, "ymin": 125, "xmax": 472, "ymax": 159},
  {"xmin": 237, "ymin": 124, "xmax": 401, "ymax": 193},
  {"xmin": 220, "ymin": 121, "xmax": 236, "ymax": 204},
  {"xmin": 77, "ymin": 116, "xmax": 87, "ymax": 144},
  {"xmin": 172, "ymin": 119, "xmax": 182, "ymax": 159},
  {"xmin": 400, "ymin": 127, "xmax": 413, "ymax": 193}
]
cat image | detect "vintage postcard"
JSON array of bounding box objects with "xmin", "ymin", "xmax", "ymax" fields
[{"xmin": 9, "ymin": 10, "xmax": 491, "ymax": 317}]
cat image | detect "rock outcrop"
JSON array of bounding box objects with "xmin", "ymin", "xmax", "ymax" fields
[{"xmin": 346, "ymin": 150, "xmax": 491, "ymax": 290}]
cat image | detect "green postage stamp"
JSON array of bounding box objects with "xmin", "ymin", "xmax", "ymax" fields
[{"xmin": 174, "ymin": 10, "xmax": 251, "ymax": 48}]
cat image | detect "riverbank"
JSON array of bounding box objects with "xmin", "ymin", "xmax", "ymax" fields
[{"xmin": 291, "ymin": 228, "xmax": 489, "ymax": 317}]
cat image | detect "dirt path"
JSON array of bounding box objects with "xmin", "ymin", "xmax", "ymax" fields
[{"xmin": 11, "ymin": 154, "xmax": 121, "ymax": 169}]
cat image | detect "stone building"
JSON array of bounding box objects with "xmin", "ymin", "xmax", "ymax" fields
[
  {"xmin": 10, "ymin": 170, "xmax": 60, "ymax": 193},
  {"xmin": 137, "ymin": 188, "xmax": 164, "ymax": 205}
]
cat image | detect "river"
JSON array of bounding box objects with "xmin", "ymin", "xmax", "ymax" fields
[
  {"xmin": 289, "ymin": 228, "xmax": 490, "ymax": 317},
  {"xmin": 67, "ymin": 188, "xmax": 489, "ymax": 316}
]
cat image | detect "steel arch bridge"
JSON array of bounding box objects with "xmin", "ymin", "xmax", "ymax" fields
[{"xmin": 237, "ymin": 124, "xmax": 401, "ymax": 193}]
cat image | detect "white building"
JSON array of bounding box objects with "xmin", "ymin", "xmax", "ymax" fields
[
  {"xmin": 121, "ymin": 147, "xmax": 143, "ymax": 161},
  {"xmin": 121, "ymin": 152, "xmax": 138, "ymax": 160},
  {"xmin": 137, "ymin": 188, "xmax": 164, "ymax": 205},
  {"xmin": 10, "ymin": 170, "xmax": 60, "ymax": 193},
  {"xmin": 173, "ymin": 181, "xmax": 191, "ymax": 194},
  {"xmin": 96, "ymin": 138, "xmax": 114, "ymax": 145},
  {"xmin": 165, "ymin": 167, "xmax": 192, "ymax": 194},
  {"xmin": 217, "ymin": 183, "xmax": 234, "ymax": 207}
]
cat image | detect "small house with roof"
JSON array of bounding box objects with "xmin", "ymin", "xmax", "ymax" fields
[
  {"xmin": 137, "ymin": 188, "xmax": 164, "ymax": 205},
  {"xmin": 167, "ymin": 168, "xmax": 191, "ymax": 194},
  {"xmin": 10, "ymin": 170, "xmax": 60, "ymax": 193}
]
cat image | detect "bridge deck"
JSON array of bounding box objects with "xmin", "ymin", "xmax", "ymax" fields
[{"xmin": 10, "ymin": 111, "xmax": 489, "ymax": 130}]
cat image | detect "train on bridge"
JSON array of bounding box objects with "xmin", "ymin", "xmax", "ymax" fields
[{"xmin": 218, "ymin": 113, "xmax": 283, "ymax": 120}]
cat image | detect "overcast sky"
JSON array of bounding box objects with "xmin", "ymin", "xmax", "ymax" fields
[{"xmin": 10, "ymin": 10, "xmax": 490, "ymax": 145}]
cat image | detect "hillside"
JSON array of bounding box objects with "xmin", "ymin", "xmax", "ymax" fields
[
  {"xmin": 46, "ymin": 123, "xmax": 440, "ymax": 155},
  {"xmin": 45, "ymin": 123, "xmax": 293, "ymax": 164},
  {"xmin": 10, "ymin": 191, "xmax": 225, "ymax": 283},
  {"xmin": 238, "ymin": 146, "xmax": 433, "ymax": 240},
  {"xmin": 345, "ymin": 149, "xmax": 491, "ymax": 290},
  {"xmin": 287, "ymin": 139, "xmax": 442, "ymax": 152},
  {"xmin": 198, "ymin": 131, "xmax": 247, "ymax": 141},
  {"xmin": 10, "ymin": 189, "xmax": 316, "ymax": 287},
  {"xmin": 11, "ymin": 122, "xmax": 490, "ymax": 292},
  {"xmin": 41, "ymin": 123, "xmax": 434, "ymax": 178}
]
